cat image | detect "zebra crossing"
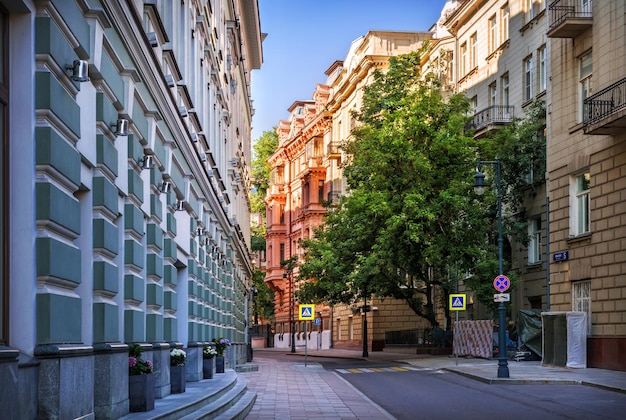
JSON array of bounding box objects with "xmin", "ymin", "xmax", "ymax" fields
[{"xmin": 336, "ymin": 366, "xmax": 443, "ymax": 374}]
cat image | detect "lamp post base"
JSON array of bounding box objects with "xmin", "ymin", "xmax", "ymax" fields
[{"xmin": 497, "ymin": 302, "xmax": 509, "ymax": 378}]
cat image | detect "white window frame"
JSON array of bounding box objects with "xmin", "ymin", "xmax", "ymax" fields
[
  {"xmin": 572, "ymin": 280, "xmax": 592, "ymax": 336},
  {"xmin": 525, "ymin": 0, "xmax": 535, "ymax": 22},
  {"xmin": 501, "ymin": 3, "xmax": 510, "ymax": 42},
  {"xmin": 539, "ymin": 46, "xmax": 547, "ymax": 93},
  {"xmin": 489, "ymin": 82, "xmax": 497, "ymax": 107},
  {"xmin": 461, "ymin": 42, "xmax": 468, "ymax": 76},
  {"xmin": 570, "ymin": 172, "xmax": 591, "ymax": 236},
  {"xmin": 528, "ymin": 218, "xmax": 542, "ymax": 264},
  {"xmin": 524, "ymin": 56, "xmax": 534, "ymax": 101},
  {"xmin": 489, "ymin": 15, "xmax": 497, "ymax": 54},
  {"xmin": 580, "ymin": 51, "xmax": 593, "ymax": 122},
  {"xmin": 501, "ymin": 73, "xmax": 509, "ymax": 107},
  {"xmin": 470, "ymin": 32, "xmax": 477, "ymax": 69}
]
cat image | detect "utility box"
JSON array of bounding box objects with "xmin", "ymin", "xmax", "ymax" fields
[{"xmin": 541, "ymin": 312, "xmax": 587, "ymax": 368}]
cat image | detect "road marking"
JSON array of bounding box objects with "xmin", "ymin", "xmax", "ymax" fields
[{"xmin": 337, "ymin": 366, "xmax": 430, "ymax": 374}]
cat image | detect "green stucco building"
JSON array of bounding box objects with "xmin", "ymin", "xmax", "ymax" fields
[{"xmin": 0, "ymin": 0, "xmax": 262, "ymax": 417}]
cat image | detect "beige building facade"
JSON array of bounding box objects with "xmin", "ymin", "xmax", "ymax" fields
[
  {"xmin": 433, "ymin": 0, "xmax": 551, "ymax": 320},
  {"xmin": 547, "ymin": 0, "xmax": 626, "ymax": 371},
  {"xmin": 264, "ymin": 0, "xmax": 626, "ymax": 370}
]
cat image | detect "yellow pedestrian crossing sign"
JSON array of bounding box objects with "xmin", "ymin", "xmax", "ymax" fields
[
  {"xmin": 449, "ymin": 294, "xmax": 466, "ymax": 311},
  {"xmin": 299, "ymin": 304, "xmax": 315, "ymax": 320}
]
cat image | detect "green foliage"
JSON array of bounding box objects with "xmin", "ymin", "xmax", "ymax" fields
[
  {"xmin": 211, "ymin": 337, "xmax": 231, "ymax": 356},
  {"xmin": 250, "ymin": 129, "xmax": 279, "ymax": 214},
  {"xmin": 463, "ymin": 100, "xmax": 546, "ymax": 311},
  {"xmin": 298, "ymin": 51, "xmax": 546, "ymax": 323},
  {"xmin": 299, "ymin": 51, "xmax": 494, "ymax": 327},
  {"xmin": 128, "ymin": 344, "xmax": 153, "ymax": 375},
  {"xmin": 252, "ymin": 268, "xmax": 274, "ymax": 322}
]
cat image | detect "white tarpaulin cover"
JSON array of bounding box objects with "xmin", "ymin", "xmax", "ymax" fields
[{"xmin": 541, "ymin": 311, "xmax": 587, "ymax": 369}]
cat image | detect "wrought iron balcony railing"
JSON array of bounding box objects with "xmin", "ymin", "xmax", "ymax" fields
[
  {"xmin": 548, "ymin": 0, "xmax": 592, "ymax": 38},
  {"xmin": 583, "ymin": 77, "xmax": 626, "ymax": 134},
  {"xmin": 466, "ymin": 105, "xmax": 515, "ymax": 133}
]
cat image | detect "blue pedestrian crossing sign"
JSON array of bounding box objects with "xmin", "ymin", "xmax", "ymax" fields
[
  {"xmin": 299, "ymin": 304, "xmax": 315, "ymax": 320},
  {"xmin": 449, "ymin": 294, "xmax": 466, "ymax": 311}
]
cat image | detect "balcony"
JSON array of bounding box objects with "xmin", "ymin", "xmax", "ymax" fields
[
  {"xmin": 327, "ymin": 141, "xmax": 341, "ymax": 159},
  {"xmin": 547, "ymin": 0, "xmax": 592, "ymax": 38},
  {"xmin": 583, "ymin": 77, "xmax": 626, "ymax": 135},
  {"xmin": 466, "ymin": 105, "xmax": 514, "ymax": 136}
]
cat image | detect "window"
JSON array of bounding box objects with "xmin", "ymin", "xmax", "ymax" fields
[
  {"xmin": 470, "ymin": 32, "xmax": 477, "ymax": 69},
  {"xmin": 538, "ymin": 46, "xmax": 547, "ymax": 93},
  {"xmin": 580, "ymin": 51, "xmax": 593, "ymax": 122},
  {"xmin": 488, "ymin": 15, "xmax": 498, "ymax": 54},
  {"xmin": 524, "ymin": 56, "xmax": 534, "ymax": 101},
  {"xmin": 525, "ymin": 0, "xmax": 535, "ymax": 22},
  {"xmin": 571, "ymin": 173, "xmax": 591, "ymax": 236},
  {"xmin": 501, "ymin": 3, "xmax": 510, "ymax": 42},
  {"xmin": 470, "ymin": 96, "xmax": 478, "ymax": 113},
  {"xmin": 528, "ymin": 218, "xmax": 542, "ymax": 264},
  {"xmin": 489, "ymin": 82, "xmax": 497, "ymax": 106},
  {"xmin": 501, "ymin": 73, "xmax": 509, "ymax": 106},
  {"xmin": 0, "ymin": 5, "xmax": 7, "ymax": 345},
  {"xmin": 460, "ymin": 42, "xmax": 467, "ymax": 76},
  {"xmin": 581, "ymin": 0, "xmax": 591, "ymax": 14},
  {"xmin": 318, "ymin": 180, "xmax": 324, "ymax": 203},
  {"xmin": 572, "ymin": 281, "xmax": 592, "ymax": 336}
]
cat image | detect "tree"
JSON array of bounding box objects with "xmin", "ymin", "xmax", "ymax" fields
[
  {"xmin": 298, "ymin": 50, "xmax": 496, "ymax": 328},
  {"xmin": 250, "ymin": 129, "xmax": 279, "ymax": 214},
  {"xmin": 248, "ymin": 129, "xmax": 278, "ymax": 323},
  {"xmin": 464, "ymin": 100, "xmax": 547, "ymax": 310}
]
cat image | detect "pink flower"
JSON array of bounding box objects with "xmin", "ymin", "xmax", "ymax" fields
[
  {"xmin": 146, "ymin": 360, "xmax": 153, "ymax": 370},
  {"xmin": 129, "ymin": 357, "xmax": 137, "ymax": 368}
]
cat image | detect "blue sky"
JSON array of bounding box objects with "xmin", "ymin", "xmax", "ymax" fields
[{"xmin": 250, "ymin": 0, "xmax": 449, "ymax": 142}]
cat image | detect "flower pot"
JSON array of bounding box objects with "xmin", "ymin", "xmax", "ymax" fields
[
  {"xmin": 203, "ymin": 358, "xmax": 214, "ymax": 379},
  {"xmin": 215, "ymin": 356, "xmax": 225, "ymax": 373},
  {"xmin": 129, "ymin": 373, "xmax": 155, "ymax": 412},
  {"xmin": 170, "ymin": 365, "xmax": 186, "ymax": 393}
]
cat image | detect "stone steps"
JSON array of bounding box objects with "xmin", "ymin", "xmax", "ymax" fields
[{"xmin": 120, "ymin": 369, "xmax": 255, "ymax": 420}]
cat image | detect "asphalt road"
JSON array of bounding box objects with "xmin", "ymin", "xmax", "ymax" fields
[{"xmin": 323, "ymin": 360, "xmax": 626, "ymax": 420}]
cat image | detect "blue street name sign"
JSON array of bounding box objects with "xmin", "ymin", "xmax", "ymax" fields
[{"xmin": 553, "ymin": 251, "xmax": 569, "ymax": 262}]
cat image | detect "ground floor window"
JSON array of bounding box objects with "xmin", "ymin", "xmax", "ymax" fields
[{"xmin": 572, "ymin": 280, "xmax": 591, "ymax": 335}]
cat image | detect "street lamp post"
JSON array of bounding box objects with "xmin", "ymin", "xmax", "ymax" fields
[
  {"xmin": 284, "ymin": 272, "xmax": 296, "ymax": 353},
  {"xmin": 474, "ymin": 158, "xmax": 510, "ymax": 379},
  {"xmin": 362, "ymin": 293, "xmax": 369, "ymax": 358}
]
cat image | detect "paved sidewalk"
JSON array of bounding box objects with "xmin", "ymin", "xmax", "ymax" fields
[{"xmin": 241, "ymin": 347, "xmax": 626, "ymax": 419}]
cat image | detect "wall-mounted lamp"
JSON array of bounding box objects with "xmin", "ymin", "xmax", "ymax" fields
[
  {"xmin": 159, "ymin": 181, "xmax": 171, "ymax": 194},
  {"xmin": 112, "ymin": 118, "xmax": 129, "ymax": 136},
  {"xmin": 138, "ymin": 155, "xmax": 154, "ymax": 170},
  {"xmin": 175, "ymin": 200, "xmax": 185, "ymax": 211},
  {"xmin": 66, "ymin": 60, "xmax": 89, "ymax": 82}
]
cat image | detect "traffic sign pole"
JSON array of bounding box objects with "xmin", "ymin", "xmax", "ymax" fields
[{"xmin": 304, "ymin": 320, "xmax": 308, "ymax": 367}]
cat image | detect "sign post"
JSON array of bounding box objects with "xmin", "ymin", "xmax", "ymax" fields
[
  {"xmin": 299, "ymin": 304, "xmax": 315, "ymax": 366},
  {"xmin": 449, "ymin": 294, "xmax": 466, "ymax": 366}
]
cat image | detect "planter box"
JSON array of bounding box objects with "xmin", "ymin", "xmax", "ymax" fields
[
  {"xmin": 129, "ymin": 374, "xmax": 155, "ymax": 412},
  {"xmin": 170, "ymin": 365, "xmax": 186, "ymax": 394},
  {"xmin": 215, "ymin": 356, "xmax": 225, "ymax": 373},
  {"xmin": 202, "ymin": 358, "xmax": 214, "ymax": 379}
]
